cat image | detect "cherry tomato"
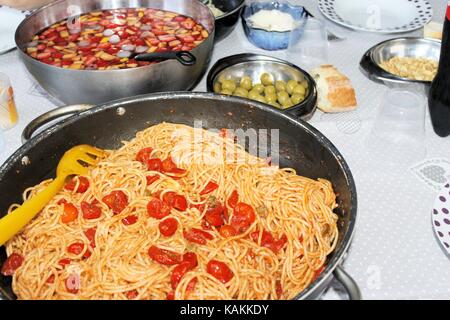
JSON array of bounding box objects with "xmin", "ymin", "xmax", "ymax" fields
[
  {"xmin": 200, "ymin": 181, "xmax": 219, "ymax": 195},
  {"xmin": 227, "ymin": 190, "xmax": 239, "ymax": 209},
  {"xmin": 84, "ymin": 227, "xmax": 96, "ymax": 248},
  {"xmin": 61, "ymin": 202, "xmax": 78, "ymax": 224},
  {"xmin": 186, "ymin": 277, "xmax": 197, "ymax": 293},
  {"xmin": 81, "ymin": 201, "xmax": 102, "ymax": 220},
  {"xmin": 146, "ymin": 175, "xmax": 160, "ymax": 186},
  {"xmin": 159, "ymin": 218, "xmax": 178, "ymax": 237},
  {"xmin": 122, "ymin": 214, "xmax": 138, "ymax": 225},
  {"xmin": 57, "ymin": 198, "xmax": 67, "ymax": 205},
  {"xmin": 276, "ymin": 280, "xmax": 283, "ymax": 299},
  {"xmin": 147, "ymin": 198, "xmax": 171, "ymax": 219},
  {"xmin": 183, "ymin": 228, "xmax": 214, "ymax": 245},
  {"xmin": 313, "ymin": 266, "xmax": 325, "ymax": 281},
  {"xmin": 136, "ymin": 147, "xmax": 153, "ymax": 163},
  {"xmin": 58, "ymin": 258, "xmax": 71, "ymax": 268},
  {"xmin": 182, "ymin": 252, "xmax": 198, "ymax": 269},
  {"xmin": 67, "ymin": 242, "xmax": 84, "ymax": 255},
  {"xmin": 163, "ymin": 192, "xmax": 187, "ymax": 211},
  {"xmin": 102, "ymin": 190, "xmax": 128, "ymax": 215},
  {"xmin": 230, "ymin": 202, "xmax": 256, "ymax": 233},
  {"xmin": 125, "ymin": 289, "xmax": 139, "ymax": 299},
  {"xmin": 46, "ymin": 274, "xmax": 55, "ymax": 284},
  {"xmin": 64, "ymin": 176, "xmax": 89, "ymax": 193},
  {"xmin": 65, "ymin": 274, "xmax": 80, "ymax": 294},
  {"xmin": 146, "ymin": 158, "xmax": 163, "ymax": 172},
  {"xmin": 171, "ymin": 261, "xmax": 191, "ymax": 289},
  {"xmin": 219, "ymin": 225, "xmax": 237, "ymax": 238},
  {"xmin": 250, "ymin": 230, "xmax": 287, "ymax": 254},
  {"xmin": 148, "ymin": 246, "xmax": 182, "ymax": 265},
  {"xmin": 189, "ymin": 202, "xmax": 205, "ymax": 213},
  {"xmin": 166, "ymin": 291, "xmax": 175, "ymax": 300},
  {"xmin": 219, "ymin": 128, "xmax": 228, "ymax": 138},
  {"xmin": 162, "ymin": 157, "xmax": 186, "ymax": 174},
  {"xmin": 1, "ymin": 253, "xmax": 24, "ymax": 276},
  {"xmin": 205, "ymin": 203, "xmax": 225, "ymax": 227},
  {"xmin": 206, "ymin": 260, "xmax": 234, "ymax": 284}
]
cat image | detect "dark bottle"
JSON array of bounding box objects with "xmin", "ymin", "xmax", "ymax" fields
[{"xmin": 429, "ymin": 4, "xmax": 450, "ymax": 137}]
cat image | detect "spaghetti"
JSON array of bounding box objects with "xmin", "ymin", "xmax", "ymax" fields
[{"xmin": 3, "ymin": 123, "xmax": 338, "ymax": 300}]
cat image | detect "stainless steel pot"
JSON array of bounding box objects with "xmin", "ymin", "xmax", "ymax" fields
[
  {"xmin": 0, "ymin": 93, "xmax": 359, "ymax": 300},
  {"xmin": 14, "ymin": 0, "xmax": 215, "ymax": 105}
]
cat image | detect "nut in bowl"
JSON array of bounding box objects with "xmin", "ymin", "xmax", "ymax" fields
[
  {"xmin": 241, "ymin": 1, "xmax": 307, "ymax": 51},
  {"xmin": 207, "ymin": 54, "xmax": 317, "ymax": 120},
  {"xmin": 360, "ymin": 37, "xmax": 441, "ymax": 88}
]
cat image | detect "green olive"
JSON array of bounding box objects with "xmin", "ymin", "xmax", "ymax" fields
[
  {"xmin": 260, "ymin": 73, "xmax": 273, "ymax": 86},
  {"xmin": 269, "ymin": 101, "xmax": 281, "ymax": 109},
  {"xmin": 275, "ymin": 80, "xmax": 287, "ymax": 92},
  {"xmin": 234, "ymin": 87, "xmax": 249, "ymax": 98},
  {"xmin": 248, "ymin": 89, "xmax": 261, "ymax": 100},
  {"xmin": 253, "ymin": 84, "xmax": 265, "ymax": 94},
  {"xmin": 222, "ymin": 79, "xmax": 237, "ymax": 92},
  {"xmin": 218, "ymin": 74, "xmax": 228, "ymax": 84},
  {"xmin": 286, "ymin": 79, "xmax": 298, "ymax": 95},
  {"xmin": 300, "ymin": 80, "xmax": 309, "ymax": 89},
  {"xmin": 265, "ymin": 93, "xmax": 277, "ymax": 103},
  {"xmin": 254, "ymin": 95, "xmax": 267, "ymax": 103},
  {"xmin": 213, "ymin": 82, "xmax": 222, "ymax": 93},
  {"xmin": 277, "ymin": 91, "xmax": 290, "ymax": 105},
  {"xmin": 220, "ymin": 89, "xmax": 233, "ymax": 95},
  {"xmin": 290, "ymin": 93, "xmax": 305, "ymax": 105},
  {"xmin": 264, "ymin": 85, "xmax": 276, "ymax": 96},
  {"xmin": 240, "ymin": 76, "xmax": 253, "ymax": 91},
  {"xmin": 293, "ymin": 84, "xmax": 306, "ymax": 96}
]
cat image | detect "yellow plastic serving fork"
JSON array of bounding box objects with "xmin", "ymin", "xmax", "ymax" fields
[{"xmin": 0, "ymin": 145, "xmax": 106, "ymax": 246}]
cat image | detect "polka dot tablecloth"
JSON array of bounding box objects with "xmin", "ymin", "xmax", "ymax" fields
[{"xmin": 1, "ymin": 0, "xmax": 450, "ymax": 300}]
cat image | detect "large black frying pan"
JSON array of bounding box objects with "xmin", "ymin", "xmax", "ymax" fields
[{"xmin": 0, "ymin": 93, "xmax": 359, "ymax": 300}]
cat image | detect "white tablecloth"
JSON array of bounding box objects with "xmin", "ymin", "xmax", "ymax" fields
[{"xmin": 1, "ymin": 0, "xmax": 450, "ymax": 300}]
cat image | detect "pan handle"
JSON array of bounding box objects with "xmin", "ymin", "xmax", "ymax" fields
[
  {"xmin": 332, "ymin": 266, "xmax": 362, "ymax": 300},
  {"xmin": 22, "ymin": 104, "xmax": 93, "ymax": 144}
]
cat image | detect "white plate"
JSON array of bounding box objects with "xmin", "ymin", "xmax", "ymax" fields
[
  {"xmin": 0, "ymin": 6, "xmax": 27, "ymax": 54},
  {"xmin": 432, "ymin": 183, "xmax": 450, "ymax": 257},
  {"xmin": 318, "ymin": 0, "xmax": 433, "ymax": 33}
]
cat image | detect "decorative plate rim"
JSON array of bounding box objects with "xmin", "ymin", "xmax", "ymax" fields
[
  {"xmin": 317, "ymin": 0, "xmax": 433, "ymax": 34},
  {"xmin": 432, "ymin": 183, "xmax": 450, "ymax": 257}
]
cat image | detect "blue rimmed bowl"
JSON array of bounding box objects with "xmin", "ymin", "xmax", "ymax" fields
[{"xmin": 241, "ymin": 1, "xmax": 306, "ymax": 51}]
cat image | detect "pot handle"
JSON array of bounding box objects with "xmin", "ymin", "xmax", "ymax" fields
[
  {"xmin": 135, "ymin": 51, "xmax": 196, "ymax": 66},
  {"xmin": 332, "ymin": 266, "xmax": 362, "ymax": 300},
  {"xmin": 22, "ymin": 104, "xmax": 93, "ymax": 144}
]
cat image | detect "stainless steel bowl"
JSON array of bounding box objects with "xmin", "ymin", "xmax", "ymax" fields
[
  {"xmin": 360, "ymin": 37, "xmax": 441, "ymax": 88},
  {"xmin": 208, "ymin": 0, "xmax": 245, "ymax": 42},
  {"xmin": 15, "ymin": 0, "xmax": 215, "ymax": 105},
  {"xmin": 207, "ymin": 54, "xmax": 317, "ymax": 120}
]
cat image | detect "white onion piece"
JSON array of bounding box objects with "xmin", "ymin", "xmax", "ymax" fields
[
  {"xmin": 117, "ymin": 50, "xmax": 132, "ymax": 58},
  {"xmin": 121, "ymin": 44, "xmax": 136, "ymax": 51},
  {"xmin": 135, "ymin": 45, "xmax": 148, "ymax": 53},
  {"xmin": 27, "ymin": 41, "xmax": 39, "ymax": 47},
  {"xmin": 141, "ymin": 31, "xmax": 152, "ymax": 38},
  {"xmin": 69, "ymin": 28, "xmax": 81, "ymax": 35},
  {"xmin": 109, "ymin": 35, "xmax": 120, "ymax": 44},
  {"xmin": 103, "ymin": 29, "xmax": 114, "ymax": 36},
  {"xmin": 78, "ymin": 40, "xmax": 90, "ymax": 47},
  {"xmin": 140, "ymin": 25, "xmax": 152, "ymax": 31}
]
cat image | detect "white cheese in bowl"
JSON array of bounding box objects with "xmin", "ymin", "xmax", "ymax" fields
[{"xmin": 248, "ymin": 9, "xmax": 297, "ymax": 32}]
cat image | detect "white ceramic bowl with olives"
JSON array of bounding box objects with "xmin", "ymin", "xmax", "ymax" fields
[{"xmin": 206, "ymin": 54, "xmax": 317, "ymax": 119}]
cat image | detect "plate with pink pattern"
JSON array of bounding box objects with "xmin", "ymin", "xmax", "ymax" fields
[{"xmin": 432, "ymin": 183, "xmax": 450, "ymax": 255}]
